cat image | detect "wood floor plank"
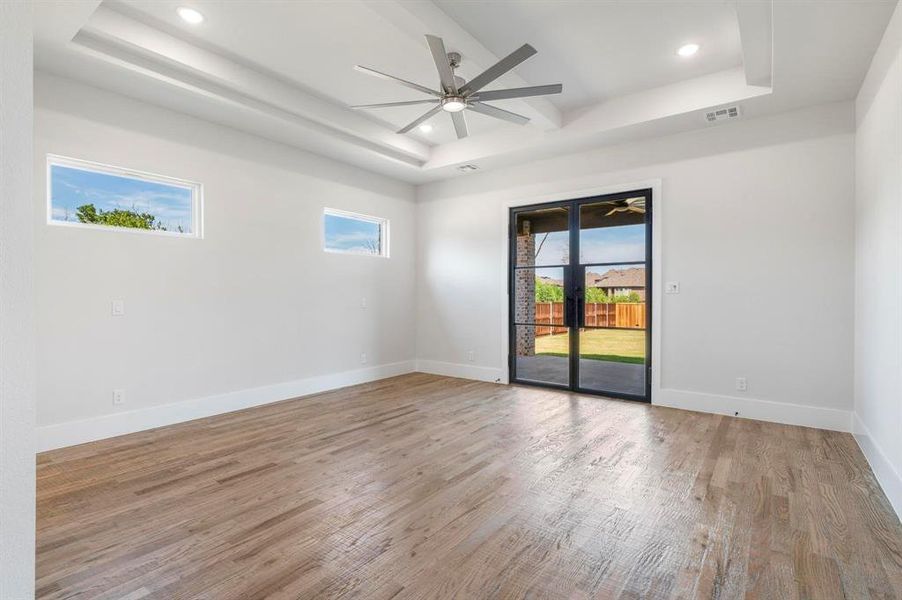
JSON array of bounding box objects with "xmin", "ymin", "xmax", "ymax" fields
[{"xmin": 36, "ymin": 374, "xmax": 902, "ymax": 599}]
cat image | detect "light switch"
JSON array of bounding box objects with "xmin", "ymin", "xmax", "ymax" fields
[
  {"xmin": 665, "ymin": 282, "xmax": 680, "ymax": 294},
  {"xmin": 111, "ymin": 299, "xmax": 125, "ymax": 316}
]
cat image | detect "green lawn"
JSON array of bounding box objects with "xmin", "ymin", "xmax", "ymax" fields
[{"xmin": 535, "ymin": 328, "xmax": 646, "ymax": 364}]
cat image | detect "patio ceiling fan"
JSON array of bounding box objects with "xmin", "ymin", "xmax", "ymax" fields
[
  {"xmin": 605, "ymin": 198, "xmax": 646, "ymax": 217},
  {"xmin": 350, "ymin": 35, "xmax": 562, "ymax": 139}
]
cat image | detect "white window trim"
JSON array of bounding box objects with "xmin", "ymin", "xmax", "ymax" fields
[
  {"xmin": 46, "ymin": 154, "xmax": 204, "ymax": 239},
  {"xmin": 323, "ymin": 207, "xmax": 390, "ymax": 258}
]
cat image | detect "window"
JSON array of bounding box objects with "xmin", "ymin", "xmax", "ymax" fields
[
  {"xmin": 47, "ymin": 155, "xmax": 202, "ymax": 238},
  {"xmin": 323, "ymin": 208, "xmax": 388, "ymax": 257}
]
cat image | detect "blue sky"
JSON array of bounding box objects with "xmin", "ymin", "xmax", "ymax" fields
[
  {"xmin": 531, "ymin": 224, "xmax": 645, "ymax": 266},
  {"xmin": 325, "ymin": 214, "xmax": 381, "ymax": 253},
  {"xmin": 50, "ymin": 165, "xmax": 193, "ymax": 232}
]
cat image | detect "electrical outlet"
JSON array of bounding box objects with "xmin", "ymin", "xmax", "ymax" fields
[
  {"xmin": 111, "ymin": 299, "xmax": 125, "ymax": 316},
  {"xmin": 736, "ymin": 377, "xmax": 748, "ymax": 392},
  {"xmin": 112, "ymin": 389, "xmax": 125, "ymax": 405},
  {"xmin": 467, "ymin": 350, "xmax": 475, "ymax": 362},
  {"xmin": 360, "ymin": 352, "xmax": 367, "ymax": 364},
  {"xmin": 361, "ymin": 297, "xmax": 367, "ymax": 309}
]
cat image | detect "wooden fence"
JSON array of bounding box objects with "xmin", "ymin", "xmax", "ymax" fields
[{"xmin": 535, "ymin": 302, "xmax": 646, "ymax": 335}]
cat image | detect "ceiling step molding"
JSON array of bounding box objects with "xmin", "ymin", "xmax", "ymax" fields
[{"xmin": 75, "ymin": 5, "xmax": 431, "ymax": 170}]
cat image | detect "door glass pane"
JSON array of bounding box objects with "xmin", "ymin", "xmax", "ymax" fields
[
  {"xmin": 578, "ymin": 329, "xmax": 646, "ymax": 397},
  {"xmin": 515, "ymin": 325, "xmax": 569, "ymax": 386},
  {"xmin": 580, "ymin": 263, "xmax": 647, "ymax": 397},
  {"xmin": 579, "ymin": 197, "xmax": 646, "ymax": 264},
  {"xmin": 584, "ymin": 264, "xmax": 647, "ymax": 308},
  {"xmin": 514, "ymin": 267, "xmax": 564, "ymax": 326},
  {"xmin": 515, "ymin": 206, "xmax": 569, "ymax": 266}
]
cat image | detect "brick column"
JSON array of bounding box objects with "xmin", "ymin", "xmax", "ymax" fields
[{"xmin": 515, "ymin": 220, "xmax": 535, "ymax": 357}]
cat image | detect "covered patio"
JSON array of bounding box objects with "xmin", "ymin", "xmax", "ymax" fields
[{"xmin": 515, "ymin": 355, "xmax": 646, "ymax": 397}]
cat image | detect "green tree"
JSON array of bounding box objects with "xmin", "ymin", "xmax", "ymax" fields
[
  {"xmin": 585, "ymin": 287, "xmax": 609, "ymax": 303},
  {"xmin": 611, "ymin": 291, "xmax": 642, "ymax": 303},
  {"xmin": 76, "ymin": 204, "xmax": 163, "ymax": 231},
  {"xmin": 534, "ymin": 278, "xmax": 564, "ymax": 302},
  {"xmin": 583, "ymin": 288, "xmax": 642, "ymax": 304}
]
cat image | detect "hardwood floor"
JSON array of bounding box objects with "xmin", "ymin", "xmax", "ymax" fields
[{"xmin": 36, "ymin": 374, "xmax": 902, "ymax": 599}]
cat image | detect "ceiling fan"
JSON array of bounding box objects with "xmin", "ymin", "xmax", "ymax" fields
[
  {"xmin": 605, "ymin": 198, "xmax": 646, "ymax": 217},
  {"xmin": 351, "ymin": 35, "xmax": 563, "ymax": 139}
]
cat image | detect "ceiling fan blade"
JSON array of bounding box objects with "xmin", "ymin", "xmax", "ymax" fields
[
  {"xmin": 354, "ymin": 65, "xmax": 442, "ymax": 98},
  {"xmin": 459, "ymin": 44, "xmax": 537, "ymax": 95},
  {"xmin": 467, "ymin": 102, "xmax": 530, "ymax": 125},
  {"xmin": 425, "ymin": 35, "xmax": 457, "ymax": 94},
  {"xmin": 351, "ymin": 99, "xmax": 440, "ymax": 109},
  {"xmin": 471, "ymin": 84, "xmax": 562, "ymax": 102},
  {"xmin": 450, "ymin": 111, "xmax": 468, "ymax": 139},
  {"xmin": 397, "ymin": 105, "xmax": 443, "ymax": 134}
]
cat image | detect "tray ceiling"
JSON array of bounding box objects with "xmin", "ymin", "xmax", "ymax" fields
[{"xmin": 34, "ymin": 0, "xmax": 898, "ymax": 183}]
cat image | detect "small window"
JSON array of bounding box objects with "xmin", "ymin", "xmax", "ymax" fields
[
  {"xmin": 323, "ymin": 208, "xmax": 388, "ymax": 257},
  {"xmin": 47, "ymin": 155, "xmax": 202, "ymax": 238}
]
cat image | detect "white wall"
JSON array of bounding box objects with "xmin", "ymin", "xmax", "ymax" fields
[
  {"xmin": 854, "ymin": 1, "xmax": 902, "ymax": 517},
  {"xmin": 34, "ymin": 74, "xmax": 417, "ymax": 450},
  {"xmin": 417, "ymin": 101, "xmax": 856, "ymax": 431},
  {"xmin": 0, "ymin": 2, "xmax": 36, "ymax": 597}
]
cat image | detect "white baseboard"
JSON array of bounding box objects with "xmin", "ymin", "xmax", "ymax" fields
[
  {"xmin": 412, "ymin": 362, "xmax": 852, "ymax": 433},
  {"xmin": 415, "ymin": 360, "xmax": 504, "ymax": 383},
  {"xmin": 38, "ymin": 362, "xmax": 898, "ymax": 523},
  {"xmin": 36, "ymin": 360, "xmax": 416, "ymax": 452},
  {"xmin": 852, "ymin": 412, "xmax": 902, "ymax": 521},
  {"xmin": 654, "ymin": 388, "xmax": 852, "ymax": 432}
]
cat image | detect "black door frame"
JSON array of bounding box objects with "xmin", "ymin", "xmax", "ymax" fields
[{"xmin": 508, "ymin": 188, "xmax": 653, "ymax": 402}]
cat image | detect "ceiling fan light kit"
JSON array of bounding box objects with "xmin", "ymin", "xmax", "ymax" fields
[
  {"xmin": 351, "ymin": 35, "xmax": 563, "ymax": 139},
  {"xmin": 441, "ymin": 97, "xmax": 467, "ymax": 112}
]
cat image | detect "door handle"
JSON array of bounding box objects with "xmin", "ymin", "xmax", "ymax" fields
[
  {"xmin": 576, "ymin": 289, "xmax": 585, "ymax": 328},
  {"xmin": 564, "ymin": 294, "xmax": 576, "ymax": 328}
]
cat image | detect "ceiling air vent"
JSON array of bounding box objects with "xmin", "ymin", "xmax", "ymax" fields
[
  {"xmin": 457, "ymin": 164, "xmax": 479, "ymax": 173},
  {"xmin": 705, "ymin": 106, "xmax": 741, "ymax": 123}
]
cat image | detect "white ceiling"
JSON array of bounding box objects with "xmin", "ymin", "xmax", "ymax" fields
[
  {"xmin": 434, "ymin": 0, "xmax": 744, "ymax": 110},
  {"xmin": 33, "ymin": 0, "xmax": 899, "ymax": 183},
  {"xmin": 114, "ymin": 0, "xmax": 521, "ymax": 144}
]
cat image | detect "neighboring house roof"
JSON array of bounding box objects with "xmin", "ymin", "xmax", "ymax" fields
[
  {"xmin": 536, "ymin": 267, "xmax": 645, "ymax": 289},
  {"xmin": 588, "ymin": 267, "xmax": 645, "ymax": 288}
]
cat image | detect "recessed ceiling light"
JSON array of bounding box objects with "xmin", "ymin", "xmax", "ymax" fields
[
  {"xmin": 677, "ymin": 43, "xmax": 700, "ymax": 57},
  {"xmin": 177, "ymin": 7, "xmax": 204, "ymax": 24},
  {"xmin": 418, "ymin": 124, "xmax": 433, "ymax": 133}
]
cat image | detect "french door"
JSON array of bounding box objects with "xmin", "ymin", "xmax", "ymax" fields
[{"xmin": 508, "ymin": 189, "xmax": 652, "ymax": 402}]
